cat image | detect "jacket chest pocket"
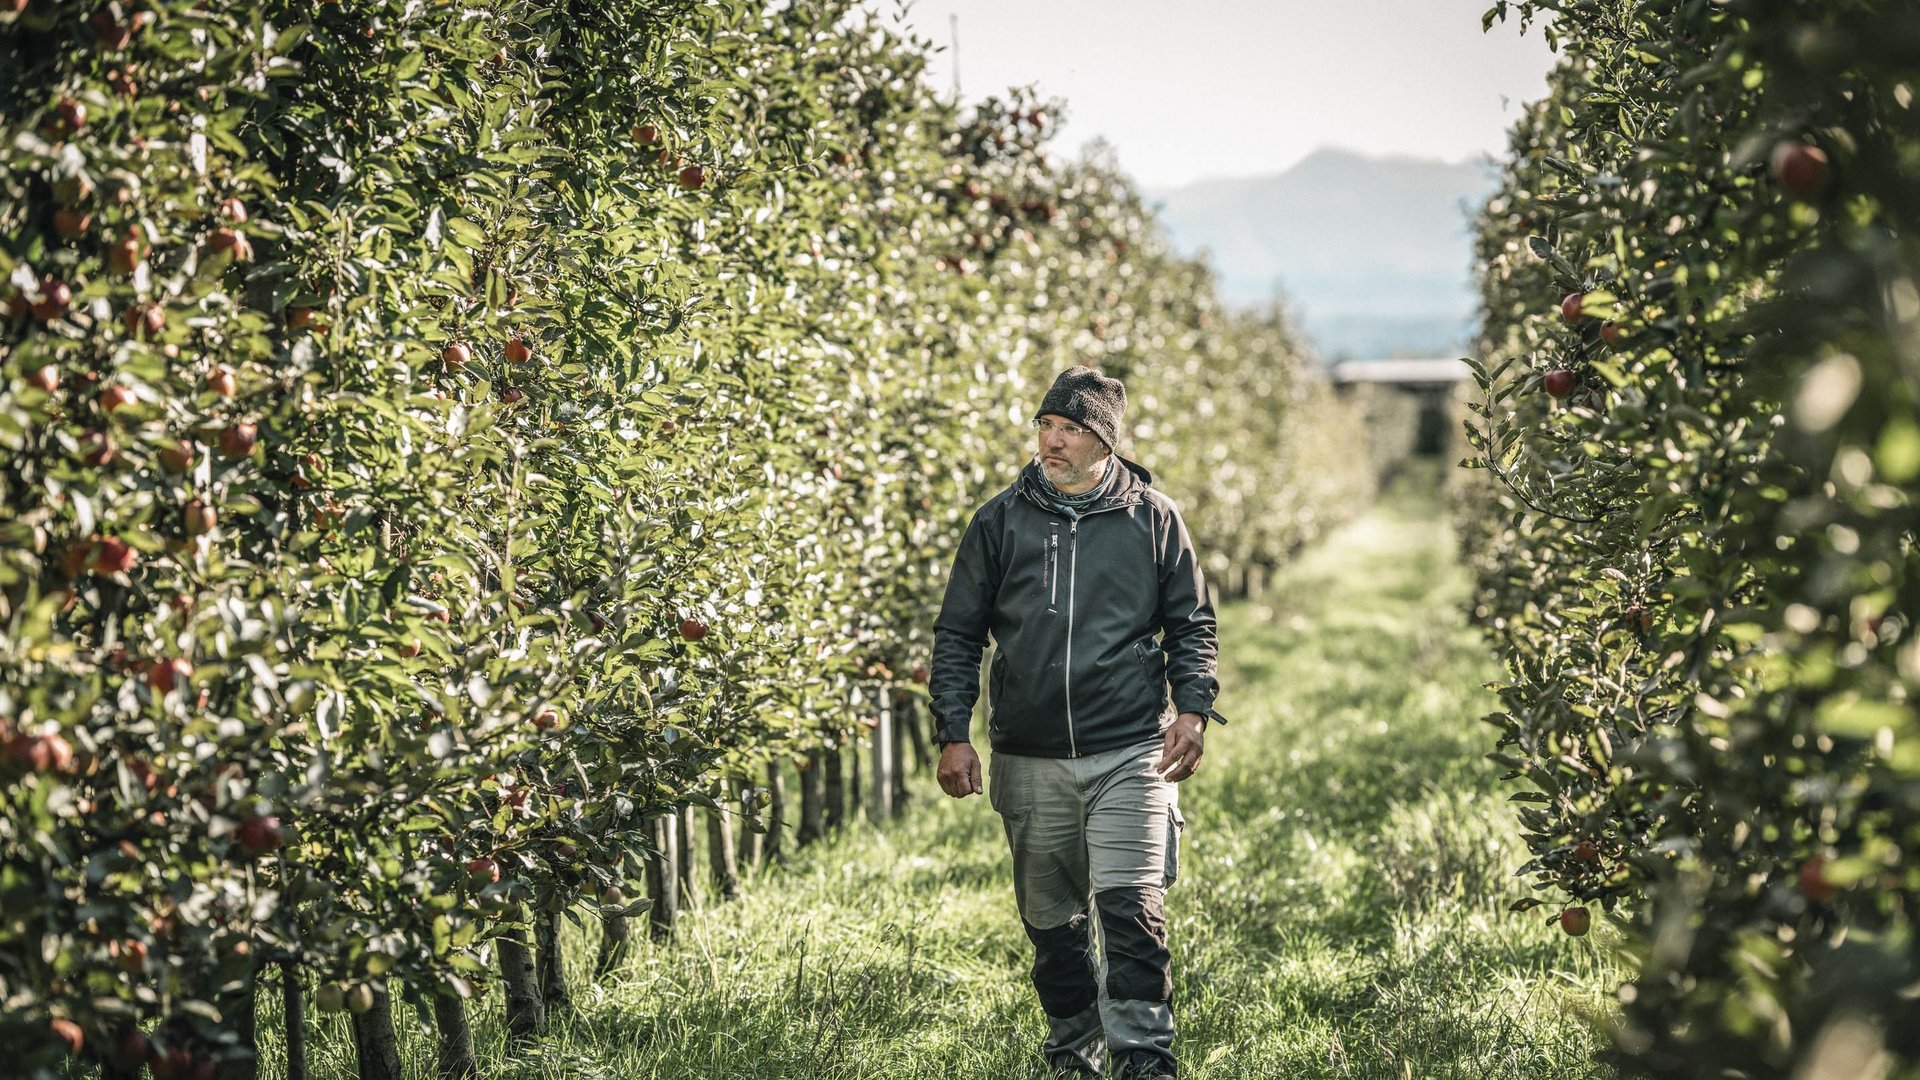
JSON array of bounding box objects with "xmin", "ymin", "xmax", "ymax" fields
[{"xmin": 1041, "ymin": 523, "xmax": 1062, "ymax": 613}]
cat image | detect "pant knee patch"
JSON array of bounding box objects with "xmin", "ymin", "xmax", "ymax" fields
[
  {"xmin": 1022, "ymin": 913, "xmax": 1098, "ymax": 1018},
  {"xmin": 1096, "ymin": 887, "xmax": 1171, "ymax": 1003}
]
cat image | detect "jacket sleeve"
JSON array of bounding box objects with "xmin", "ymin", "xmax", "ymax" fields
[
  {"xmin": 929, "ymin": 502, "xmax": 1002, "ymax": 745},
  {"xmin": 1156, "ymin": 499, "xmax": 1225, "ymax": 724}
]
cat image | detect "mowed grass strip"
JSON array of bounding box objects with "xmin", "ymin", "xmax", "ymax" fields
[{"xmin": 254, "ymin": 483, "xmax": 1621, "ymax": 1079}]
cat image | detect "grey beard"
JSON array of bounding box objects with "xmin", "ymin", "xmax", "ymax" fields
[{"xmin": 1037, "ymin": 453, "xmax": 1110, "ymax": 494}]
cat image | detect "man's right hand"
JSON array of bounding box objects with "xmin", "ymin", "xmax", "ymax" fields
[{"xmin": 937, "ymin": 742, "xmax": 983, "ymax": 798}]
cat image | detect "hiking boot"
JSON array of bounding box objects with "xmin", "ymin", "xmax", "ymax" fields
[{"xmin": 1115, "ymin": 1052, "xmax": 1177, "ymax": 1080}]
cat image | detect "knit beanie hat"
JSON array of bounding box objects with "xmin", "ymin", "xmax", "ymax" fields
[{"xmin": 1035, "ymin": 366, "xmax": 1127, "ymax": 449}]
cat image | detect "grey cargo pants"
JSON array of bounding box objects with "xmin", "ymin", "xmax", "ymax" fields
[{"xmin": 989, "ymin": 737, "xmax": 1184, "ymax": 1076}]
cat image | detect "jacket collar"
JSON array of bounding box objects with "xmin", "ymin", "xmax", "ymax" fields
[{"xmin": 1017, "ymin": 455, "xmax": 1152, "ymax": 515}]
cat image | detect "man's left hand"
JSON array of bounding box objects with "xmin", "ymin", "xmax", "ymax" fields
[{"xmin": 1157, "ymin": 712, "xmax": 1206, "ymax": 783}]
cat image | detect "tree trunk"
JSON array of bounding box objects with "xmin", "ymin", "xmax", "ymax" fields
[
  {"xmin": 889, "ymin": 690, "xmax": 910, "ymax": 813},
  {"xmin": 497, "ymin": 916, "xmax": 547, "ymax": 1048},
  {"xmin": 764, "ymin": 759, "xmax": 787, "ymax": 867},
  {"xmin": 534, "ymin": 903, "xmax": 572, "ymax": 1017},
  {"xmin": 349, "ymin": 987, "xmax": 403, "ymax": 1080},
  {"xmin": 645, "ymin": 813, "xmax": 679, "ymax": 942},
  {"xmin": 870, "ymin": 689, "xmax": 895, "ymax": 822},
  {"xmin": 734, "ymin": 777, "xmax": 762, "ymax": 871},
  {"xmin": 216, "ymin": 955, "xmax": 259, "ymax": 1080},
  {"xmin": 706, "ymin": 803, "xmax": 740, "ymax": 900},
  {"xmin": 849, "ymin": 730, "xmax": 864, "ymax": 824},
  {"xmin": 900, "ymin": 689, "xmax": 931, "ymax": 776},
  {"xmin": 823, "ymin": 742, "xmax": 845, "ymax": 832},
  {"xmin": 281, "ymin": 961, "xmax": 307, "ymax": 1080},
  {"xmin": 676, "ymin": 802, "xmax": 696, "ymax": 905},
  {"xmin": 596, "ymin": 883, "xmax": 634, "ymax": 976},
  {"xmin": 432, "ymin": 992, "xmax": 479, "ymax": 1080},
  {"xmin": 797, "ymin": 750, "xmax": 824, "ymax": 848}
]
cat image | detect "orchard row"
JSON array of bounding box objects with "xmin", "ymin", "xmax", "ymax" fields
[
  {"xmin": 1464, "ymin": 0, "xmax": 1919, "ymax": 1073},
  {"xmin": 0, "ymin": 2, "xmax": 1400, "ymax": 1077}
]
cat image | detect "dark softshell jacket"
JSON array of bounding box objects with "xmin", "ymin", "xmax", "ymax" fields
[{"xmin": 929, "ymin": 457, "xmax": 1224, "ymax": 758}]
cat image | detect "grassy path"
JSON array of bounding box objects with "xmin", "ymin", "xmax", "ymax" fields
[{"xmin": 283, "ymin": 486, "xmax": 1621, "ymax": 1079}]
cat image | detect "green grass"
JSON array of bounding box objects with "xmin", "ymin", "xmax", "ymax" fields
[{"xmin": 259, "ymin": 472, "xmax": 1623, "ymax": 1078}]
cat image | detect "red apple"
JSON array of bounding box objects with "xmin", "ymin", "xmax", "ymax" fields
[
  {"xmin": 1558, "ymin": 906, "xmax": 1590, "ymax": 936},
  {"xmin": 1599, "ymin": 321, "xmax": 1624, "ymax": 348},
  {"xmin": 206, "ymin": 227, "xmax": 251, "ymax": 262},
  {"xmin": 634, "ymin": 123, "xmax": 661, "ymax": 145},
  {"xmin": 29, "ymin": 365, "xmax": 59, "ymax": 393},
  {"xmin": 1572, "ymin": 840, "xmax": 1598, "ymax": 863},
  {"xmin": 91, "ymin": 9, "xmax": 133, "ymax": 49},
  {"xmin": 148, "ymin": 657, "xmax": 192, "ymax": 694},
  {"xmin": 115, "ymin": 938, "xmax": 147, "ymax": 972},
  {"xmin": 677, "ymin": 164, "xmax": 707, "ymax": 190},
  {"xmin": 398, "ymin": 639, "xmax": 421, "ymax": 658},
  {"xmin": 1798, "ymin": 855, "xmax": 1838, "ymax": 903},
  {"xmin": 99, "ymin": 384, "xmax": 135, "ymax": 413},
  {"xmin": 1772, "ymin": 140, "xmax": 1830, "ymax": 201},
  {"xmin": 159, "ymin": 438, "xmax": 196, "ymax": 473},
  {"xmin": 91, "ymin": 535, "xmax": 137, "ymax": 574},
  {"xmin": 442, "ymin": 342, "xmax": 471, "ymax": 371},
  {"xmin": 1559, "ymin": 292, "xmax": 1585, "ymax": 323},
  {"xmin": 207, "ymin": 367, "xmax": 237, "ymax": 398},
  {"xmin": 678, "ymin": 617, "xmax": 708, "ymax": 641},
  {"xmin": 504, "ymin": 335, "xmax": 532, "ymax": 364},
  {"xmin": 532, "ymin": 708, "xmax": 557, "ymax": 730},
  {"xmin": 502, "ymin": 387, "xmax": 525, "ymax": 405},
  {"xmin": 109, "ymin": 229, "xmax": 145, "ymax": 275},
  {"xmin": 237, "ymin": 814, "xmax": 283, "ymax": 854},
  {"xmin": 107, "ymin": 68, "xmax": 137, "ymax": 98},
  {"xmin": 183, "ymin": 500, "xmax": 216, "ymax": 536},
  {"xmin": 218, "ymin": 421, "xmax": 257, "ymax": 460},
  {"xmin": 912, "ymin": 666, "xmax": 930, "ymax": 684},
  {"xmin": 53, "ymin": 207, "xmax": 92, "ymax": 239},
  {"xmin": 287, "ymin": 306, "xmax": 320, "ymax": 331},
  {"xmin": 56, "ymin": 97, "xmax": 86, "ymax": 133},
  {"xmin": 465, "ymin": 856, "xmax": 500, "ymax": 884},
  {"xmin": 1543, "ymin": 370, "xmax": 1576, "ymax": 399},
  {"xmin": 83, "ymin": 431, "xmax": 116, "ymax": 468},
  {"xmin": 219, "ymin": 197, "xmax": 248, "ymax": 223},
  {"xmin": 32, "ymin": 278, "xmax": 72, "ymax": 321},
  {"xmin": 8, "ymin": 732, "xmax": 74, "ymax": 773},
  {"xmin": 50, "ymin": 1018, "xmax": 84, "ymax": 1057},
  {"xmin": 125, "ymin": 302, "xmax": 165, "ymax": 338}
]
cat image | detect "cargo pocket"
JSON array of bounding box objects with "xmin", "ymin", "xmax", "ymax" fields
[{"xmin": 1163, "ymin": 804, "xmax": 1184, "ymax": 888}]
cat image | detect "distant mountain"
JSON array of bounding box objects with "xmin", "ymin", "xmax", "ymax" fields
[{"xmin": 1148, "ymin": 148, "xmax": 1500, "ymax": 361}]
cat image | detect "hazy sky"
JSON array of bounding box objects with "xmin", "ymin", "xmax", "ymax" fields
[{"xmin": 862, "ymin": 0, "xmax": 1561, "ymax": 189}]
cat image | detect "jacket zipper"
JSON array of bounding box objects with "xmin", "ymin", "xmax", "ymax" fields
[
  {"xmin": 1065, "ymin": 520, "xmax": 1078, "ymax": 757},
  {"xmin": 1052, "ymin": 501, "xmax": 1129, "ymax": 760},
  {"xmin": 1049, "ymin": 533, "xmax": 1059, "ymax": 611}
]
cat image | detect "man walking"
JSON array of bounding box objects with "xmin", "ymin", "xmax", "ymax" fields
[{"xmin": 930, "ymin": 366, "xmax": 1223, "ymax": 1080}]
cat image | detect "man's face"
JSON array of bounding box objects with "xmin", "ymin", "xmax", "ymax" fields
[{"xmin": 1035, "ymin": 413, "xmax": 1110, "ymax": 492}]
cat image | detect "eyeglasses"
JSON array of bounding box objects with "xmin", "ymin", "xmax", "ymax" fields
[{"xmin": 1031, "ymin": 417, "xmax": 1094, "ymax": 440}]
